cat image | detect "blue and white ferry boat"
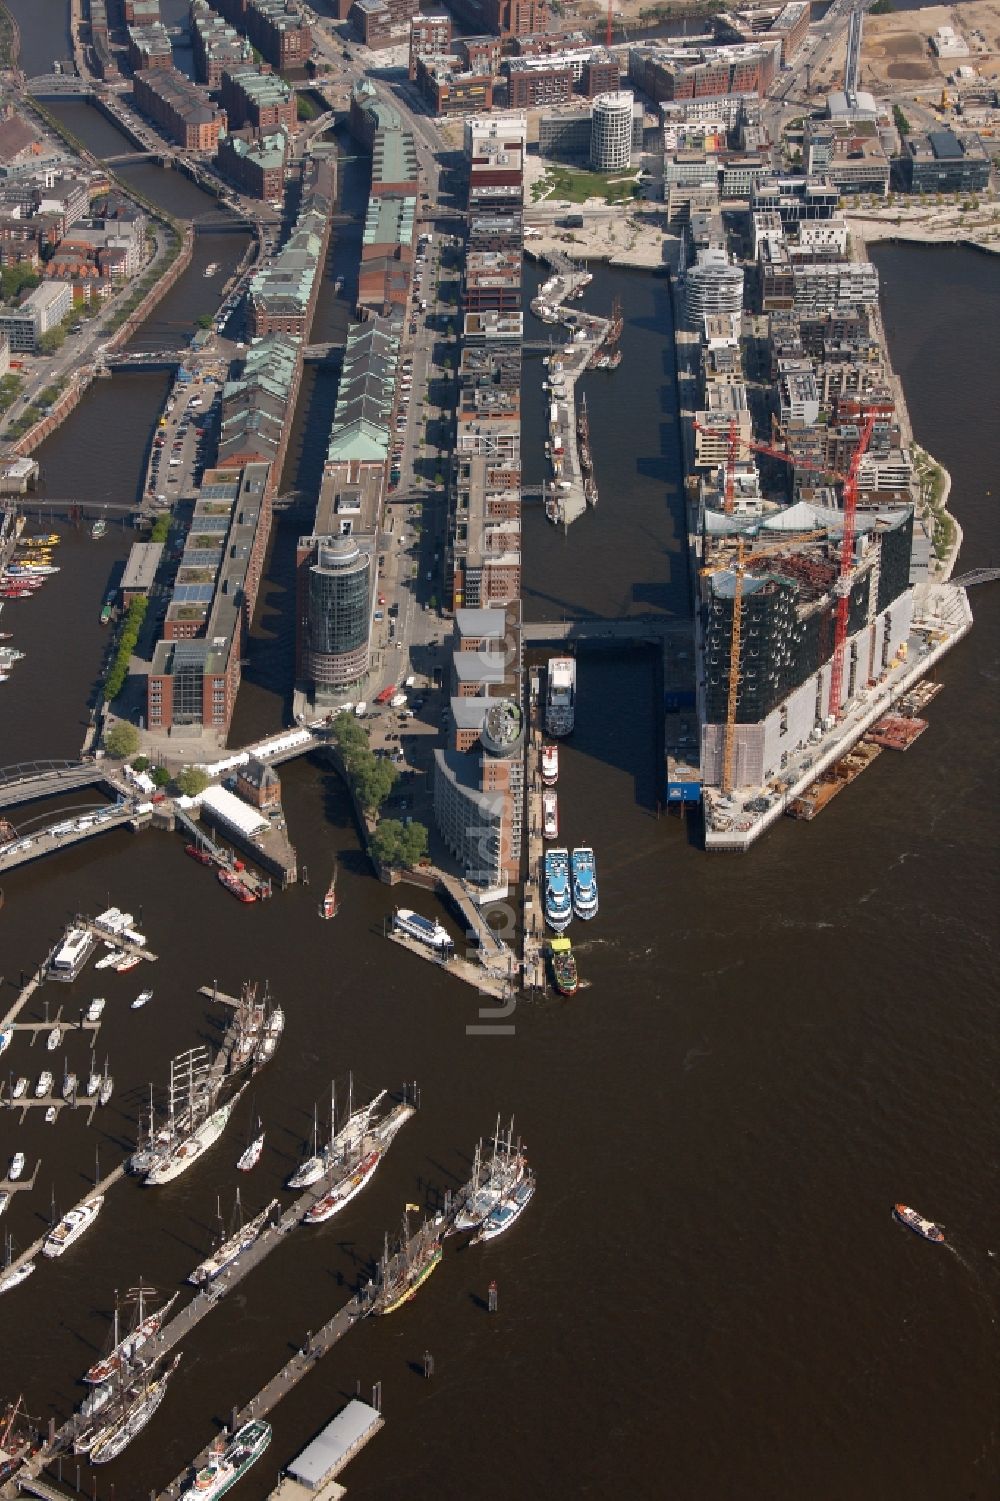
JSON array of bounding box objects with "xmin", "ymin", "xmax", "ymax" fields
[
  {"xmin": 543, "ymin": 848, "xmax": 572, "ymax": 933},
  {"xmin": 571, "ymin": 847, "xmax": 598, "ymax": 920}
]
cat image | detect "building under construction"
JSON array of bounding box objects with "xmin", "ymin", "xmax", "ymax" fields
[{"xmin": 697, "ymin": 502, "xmax": 914, "ymax": 789}]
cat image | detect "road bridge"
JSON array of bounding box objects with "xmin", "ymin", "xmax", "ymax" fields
[
  {"xmin": 105, "ymin": 349, "xmax": 184, "ymax": 370},
  {"xmin": 101, "ymin": 150, "xmax": 164, "ymax": 165},
  {"xmin": 302, "ymin": 341, "xmax": 341, "ymax": 361},
  {"xmin": 26, "ymin": 75, "xmax": 93, "ymax": 96},
  {"xmin": 951, "ymin": 567, "xmax": 999, "ymax": 588}
]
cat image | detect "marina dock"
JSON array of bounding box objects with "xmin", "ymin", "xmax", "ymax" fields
[
  {"xmin": 529, "ymin": 253, "xmax": 621, "ymax": 528},
  {"xmin": 386, "ymin": 927, "xmax": 514, "ymax": 1003},
  {"xmin": 12, "ymin": 1096, "xmax": 418, "ymax": 1492},
  {"xmin": 521, "ymin": 671, "xmax": 548, "ymax": 994}
]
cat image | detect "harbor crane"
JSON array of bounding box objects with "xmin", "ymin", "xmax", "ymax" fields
[{"xmin": 694, "ymin": 409, "xmax": 881, "ymax": 792}]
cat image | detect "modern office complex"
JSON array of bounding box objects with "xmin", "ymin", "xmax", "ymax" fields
[
  {"xmin": 590, "ymin": 91, "xmax": 634, "ymax": 172},
  {"xmin": 299, "ymin": 535, "xmax": 375, "ymax": 694}
]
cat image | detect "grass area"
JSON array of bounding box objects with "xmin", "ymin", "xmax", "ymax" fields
[
  {"xmin": 913, "ymin": 445, "xmax": 954, "ymax": 562},
  {"xmin": 532, "ymin": 165, "xmax": 639, "ymax": 206}
]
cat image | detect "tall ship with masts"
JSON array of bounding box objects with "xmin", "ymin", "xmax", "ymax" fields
[
  {"xmin": 85, "ymin": 1285, "xmax": 179, "ymax": 1385},
  {"xmin": 76, "ymin": 1353, "xmax": 181, "ymax": 1463},
  {"xmin": 188, "ymin": 1195, "xmax": 279, "ymax": 1287},
  {"xmin": 454, "ymin": 1119, "xmax": 527, "ymax": 1234},
  {"xmin": 372, "ymin": 1210, "xmax": 443, "ymax": 1316},
  {"xmin": 132, "ymin": 1046, "xmax": 244, "ymax": 1187}
]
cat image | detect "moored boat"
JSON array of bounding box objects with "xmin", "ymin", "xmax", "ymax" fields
[
  {"xmin": 91, "ymin": 519, "xmax": 107, "ymax": 540},
  {"xmin": 132, "ymin": 989, "xmax": 153, "ymax": 1010},
  {"xmin": 570, "ymin": 846, "xmax": 598, "ymax": 920},
  {"xmin": 545, "ymin": 657, "xmax": 576, "ymax": 737},
  {"xmin": 43, "ymin": 1195, "xmax": 104, "ymax": 1257},
  {"xmin": 472, "ymin": 1171, "xmax": 536, "ymax": 1244},
  {"xmin": 543, "ymin": 848, "xmax": 572, "ymax": 934},
  {"xmin": 7, "ymin": 1153, "xmax": 24, "ymax": 1182},
  {"xmin": 542, "ymin": 789, "xmax": 559, "ymax": 839},
  {"xmin": 88, "ymin": 1353, "xmax": 181, "ymax": 1464},
  {"xmin": 145, "ymin": 1095, "xmax": 240, "ymax": 1187},
  {"xmin": 218, "ymin": 867, "xmax": 255, "ymax": 903},
  {"xmin": 34, "ymin": 1070, "xmax": 53, "ymax": 1098},
  {"xmin": 180, "ymin": 1418, "xmax": 271, "ymax": 1499},
  {"xmin": 85, "ymin": 1289, "xmax": 179, "ymax": 1385},
  {"xmin": 303, "ymin": 1148, "xmax": 382, "ymax": 1225},
  {"xmin": 86, "ymin": 996, "xmax": 106, "ymax": 1022},
  {"xmin": 392, "ymin": 908, "xmax": 454, "ymax": 955},
  {"xmin": 892, "ymin": 1203, "xmax": 945, "ymax": 1243},
  {"xmin": 0, "ymin": 1260, "xmax": 34, "ymax": 1295},
  {"xmin": 373, "ymin": 1215, "xmax": 443, "ymax": 1316},
  {"xmin": 188, "ymin": 1198, "xmax": 278, "ymax": 1286},
  {"xmin": 548, "ymin": 936, "xmax": 578, "ymax": 996},
  {"xmin": 541, "ymin": 744, "xmax": 559, "ymax": 787},
  {"xmin": 185, "ymin": 842, "xmax": 214, "ymax": 866}
]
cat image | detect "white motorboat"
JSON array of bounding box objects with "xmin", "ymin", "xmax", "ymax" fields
[
  {"xmin": 132, "ymin": 990, "xmax": 153, "ymax": 1010},
  {"xmin": 43, "ymin": 1195, "xmax": 104, "ymax": 1257},
  {"xmin": 46, "ymin": 1025, "xmax": 62, "ymax": 1052},
  {"xmin": 6, "ymin": 1154, "xmax": 23, "ymax": 1182},
  {"xmin": 34, "ymin": 1071, "xmax": 53, "ymax": 1099},
  {"xmin": 11, "ymin": 1078, "xmax": 27, "ymax": 1100},
  {"xmin": 86, "ymin": 997, "xmax": 106, "ymax": 1021}
]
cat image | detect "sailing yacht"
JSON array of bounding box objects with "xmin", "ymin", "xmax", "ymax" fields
[
  {"xmin": 287, "ymin": 1104, "xmax": 325, "ymax": 1190},
  {"xmin": 237, "ymin": 1116, "xmax": 265, "ymax": 1172},
  {"xmin": 472, "ymin": 1171, "xmax": 536, "ymax": 1243},
  {"xmin": 85, "ymin": 1054, "xmax": 102, "ymax": 1098},
  {"xmin": 98, "ymin": 1059, "xmax": 113, "ymax": 1107}
]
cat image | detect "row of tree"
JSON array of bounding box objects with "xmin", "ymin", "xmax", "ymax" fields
[
  {"xmin": 103, "ymin": 595, "xmax": 148, "ymax": 702},
  {"xmin": 330, "ymin": 711, "xmax": 398, "ymax": 815}
]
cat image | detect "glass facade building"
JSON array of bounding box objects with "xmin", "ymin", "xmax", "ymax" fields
[{"xmin": 305, "ymin": 536, "xmax": 373, "ymax": 692}]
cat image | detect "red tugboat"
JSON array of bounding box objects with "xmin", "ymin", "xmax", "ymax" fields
[
  {"xmin": 319, "ymin": 860, "xmax": 339, "ymax": 920},
  {"xmin": 892, "ymin": 1204, "xmax": 945, "ymax": 1243},
  {"xmin": 218, "ymin": 868, "xmax": 256, "ymax": 903},
  {"xmin": 185, "ymin": 843, "xmax": 214, "ymax": 866}
]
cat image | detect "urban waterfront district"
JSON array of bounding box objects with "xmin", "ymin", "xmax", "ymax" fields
[{"xmin": 0, "ymin": 1, "xmax": 997, "ymax": 1498}]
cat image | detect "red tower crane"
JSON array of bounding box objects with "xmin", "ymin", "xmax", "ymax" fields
[{"xmin": 693, "ymin": 411, "xmax": 881, "ymax": 788}]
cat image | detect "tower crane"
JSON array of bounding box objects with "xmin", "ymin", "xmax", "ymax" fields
[{"xmin": 694, "ymin": 410, "xmax": 880, "ymax": 792}]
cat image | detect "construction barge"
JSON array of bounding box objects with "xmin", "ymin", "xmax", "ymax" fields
[{"xmin": 786, "ymin": 740, "xmax": 883, "ymax": 820}]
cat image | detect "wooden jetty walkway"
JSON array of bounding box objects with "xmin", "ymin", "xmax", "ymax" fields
[{"xmin": 386, "ymin": 928, "xmax": 515, "ymax": 1003}]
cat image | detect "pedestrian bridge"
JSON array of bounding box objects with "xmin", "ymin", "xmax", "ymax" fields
[
  {"xmin": 0, "ymin": 759, "xmax": 129, "ymax": 812},
  {"xmin": 523, "ymin": 616, "xmax": 693, "ymax": 646}
]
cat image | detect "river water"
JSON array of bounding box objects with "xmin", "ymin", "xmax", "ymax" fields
[{"xmin": 1, "ymin": 33, "xmax": 998, "ymax": 1501}]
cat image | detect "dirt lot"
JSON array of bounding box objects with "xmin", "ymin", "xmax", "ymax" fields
[{"xmin": 862, "ymin": 1, "xmax": 1000, "ymax": 90}]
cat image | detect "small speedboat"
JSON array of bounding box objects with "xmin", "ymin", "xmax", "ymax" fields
[
  {"xmin": 44, "ymin": 1106, "xmax": 57, "ymax": 1124},
  {"xmin": 86, "ymin": 997, "xmax": 106, "ymax": 1022},
  {"xmin": 34, "ymin": 1071, "xmax": 53, "ymax": 1099},
  {"xmin": 8, "ymin": 1152, "xmax": 25, "ymax": 1181},
  {"xmin": 12, "ymin": 1077, "xmax": 28, "ymax": 1100},
  {"xmin": 115, "ymin": 954, "xmax": 141, "ymax": 973},
  {"xmin": 132, "ymin": 990, "xmax": 153, "ymax": 1010},
  {"xmin": 0, "ymin": 1027, "xmax": 12, "ymax": 1057}
]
